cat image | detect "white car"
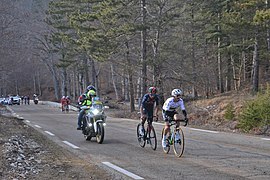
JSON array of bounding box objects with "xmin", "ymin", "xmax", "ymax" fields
[
  {"xmin": 10, "ymin": 95, "xmax": 21, "ymax": 105},
  {"xmin": 0, "ymin": 98, "xmax": 5, "ymax": 104}
]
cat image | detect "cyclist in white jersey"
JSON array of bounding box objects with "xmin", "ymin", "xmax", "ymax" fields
[{"xmin": 162, "ymin": 89, "xmax": 188, "ymax": 147}]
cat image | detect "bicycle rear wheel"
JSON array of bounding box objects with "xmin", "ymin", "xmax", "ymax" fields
[
  {"xmin": 173, "ymin": 127, "xmax": 185, "ymax": 157},
  {"xmin": 148, "ymin": 125, "xmax": 157, "ymax": 150},
  {"xmin": 137, "ymin": 123, "xmax": 145, "ymax": 147}
]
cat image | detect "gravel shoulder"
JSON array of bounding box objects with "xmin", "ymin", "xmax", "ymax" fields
[{"xmin": 0, "ymin": 105, "xmax": 112, "ymax": 180}]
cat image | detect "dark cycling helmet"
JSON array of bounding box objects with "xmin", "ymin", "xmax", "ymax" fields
[
  {"xmin": 148, "ymin": 87, "xmax": 157, "ymax": 94},
  {"xmin": 86, "ymin": 85, "xmax": 96, "ymax": 92}
]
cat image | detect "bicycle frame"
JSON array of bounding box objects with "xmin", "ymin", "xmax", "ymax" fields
[{"xmin": 137, "ymin": 115, "xmax": 157, "ymax": 150}]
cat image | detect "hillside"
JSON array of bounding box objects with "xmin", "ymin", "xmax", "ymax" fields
[
  {"xmin": 188, "ymin": 91, "xmax": 251, "ymax": 131},
  {"xmin": 108, "ymin": 90, "xmax": 270, "ymax": 136}
]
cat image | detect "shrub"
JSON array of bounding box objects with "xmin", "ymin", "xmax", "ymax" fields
[
  {"xmin": 224, "ymin": 102, "xmax": 234, "ymax": 121},
  {"xmin": 238, "ymin": 88, "xmax": 270, "ymax": 132}
]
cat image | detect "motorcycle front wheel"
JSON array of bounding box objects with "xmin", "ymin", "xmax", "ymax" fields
[{"xmin": 96, "ymin": 123, "xmax": 104, "ymax": 144}]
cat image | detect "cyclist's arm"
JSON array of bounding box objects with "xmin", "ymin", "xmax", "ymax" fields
[
  {"xmin": 154, "ymin": 105, "xmax": 159, "ymax": 116},
  {"xmin": 140, "ymin": 94, "xmax": 148, "ymax": 114},
  {"xmin": 154, "ymin": 95, "xmax": 159, "ymax": 116},
  {"xmin": 182, "ymin": 109, "xmax": 187, "ymax": 118},
  {"xmin": 179, "ymin": 99, "xmax": 189, "ymax": 126}
]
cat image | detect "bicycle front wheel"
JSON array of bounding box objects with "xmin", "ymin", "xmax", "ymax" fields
[
  {"xmin": 148, "ymin": 125, "xmax": 157, "ymax": 150},
  {"xmin": 137, "ymin": 123, "xmax": 146, "ymax": 147},
  {"xmin": 173, "ymin": 128, "xmax": 185, "ymax": 157},
  {"xmin": 161, "ymin": 128, "xmax": 170, "ymax": 153}
]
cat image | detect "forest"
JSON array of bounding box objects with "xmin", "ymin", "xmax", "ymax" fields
[{"xmin": 0, "ymin": 0, "xmax": 270, "ymax": 112}]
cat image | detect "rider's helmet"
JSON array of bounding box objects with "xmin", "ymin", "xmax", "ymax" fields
[
  {"xmin": 86, "ymin": 85, "xmax": 96, "ymax": 92},
  {"xmin": 88, "ymin": 89, "xmax": 96, "ymax": 97},
  {"xmin": 148, "ymin": 87, "xmax": 157, "ymax": 94},
  {"xmin": 66, "ymin": 96, "xmax": 70, "ymax": 99},
  {"xmin": 171, "ymin": 89, "xmax": 183, "ymax": 97}
]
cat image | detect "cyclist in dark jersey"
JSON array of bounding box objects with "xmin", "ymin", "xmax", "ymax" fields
[{"xmin": 139, "ymin": 87, "xmax": 159, "ymax": 135}]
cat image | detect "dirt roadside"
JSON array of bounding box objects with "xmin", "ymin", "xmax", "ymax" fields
[{"xmin": 0, "ymin": 105, "xmax": 113, "ymax": 180}]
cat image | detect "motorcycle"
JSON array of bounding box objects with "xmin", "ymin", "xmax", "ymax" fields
[
  {"xmin": 34, "ymin": 97, "xmax": 39, "ymax": 104},
  {"xmin": 81, "ymin": 97, "xmax": 106, "ymax": 144}
]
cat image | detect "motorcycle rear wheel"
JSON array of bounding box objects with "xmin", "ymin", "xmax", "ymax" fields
[{"xmin": 96, "ymin": 123, "xmax": 104, "ymax": 144}]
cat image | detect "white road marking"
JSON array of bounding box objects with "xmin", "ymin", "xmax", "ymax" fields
[
  {"xmin": 102, "ymin": 162, "xmax": 144, "ymax": 180},
  {"xmin": 63, "ymin": 141, "xmax": 79, "ymax": 149},
  {"xmin": 34, "ymin": 125, "xmax": 42, "ymax": 128},
  {"xmin": 261, "ymin": 138, "xmax": 270, "ymax": 141},
  {"xmin": 25, "ymin": 120, "xmax": 30, "ymax": 123},
  {"xmin": 44, "ymin": 131, "xmax": 55, "ymax": 136},
  {"xmin": 189, "ymin": 128, "xmax": 219, "ymax": 134}
]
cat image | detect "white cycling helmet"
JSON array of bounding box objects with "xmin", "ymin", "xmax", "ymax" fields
[{"xmin": 171, "ymin": 89, "xmax": 183, "ymax": 96}]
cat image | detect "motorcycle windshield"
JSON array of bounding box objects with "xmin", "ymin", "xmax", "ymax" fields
[{"xmin": 92, "ymin": 104, "xmax": 103, "ymax": 110}]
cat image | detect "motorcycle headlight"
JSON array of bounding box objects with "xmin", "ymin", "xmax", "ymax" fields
[{"xmin": 92, "ymin": 108, "xmax": 100, "ymax": 115}]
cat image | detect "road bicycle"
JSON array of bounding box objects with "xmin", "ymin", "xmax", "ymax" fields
[
  {"xmin": 161, "ymin": 117, "xmax": 186, "ymax": 157},
  {"xmin": 136, "ymin": 115, "xmax": 157, "ymax": 150}
]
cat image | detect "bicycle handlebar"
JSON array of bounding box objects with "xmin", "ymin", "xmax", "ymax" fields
[{"xmin": 167, "ymin": 117, "xmax": 188, "ymax": 126}]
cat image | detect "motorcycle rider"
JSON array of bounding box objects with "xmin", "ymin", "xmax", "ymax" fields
[
  {"xmin": 77, "ymin": 85, "xmax": 97, "ymax": 130},
  {"xmin": 33, "ymin": 94, "xmax": 38, "ymax": 104}
]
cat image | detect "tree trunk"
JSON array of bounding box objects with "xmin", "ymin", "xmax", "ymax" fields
[
  {"xmin": 217, "ymin": 13, "xmax": 224, "ymax": 93},
  {"xmin": 110, "ymin": 63, "xmax": 120, "ymax": 101},
  {"xmin": 231, "ymin": 54, "xmax": 238, "ymax": 91},
  {"xmin": 83, "ymin": 57, "xmax": 89, "ymax": 88},
  {"xmin": 126, "ymin": 41, "xmax": 135, "ymax": 112},
  {"xmin": 121, "ymin": 73, "xmax": 129, "ymax": 101},
  {"xmin": 61, "ymin": 67, "xmax": 67, "ymax": 96},
  {"xmin": 226, "ymin": 56, "xmax": 232, "ymax": 92},
  {"xmin": 136, "ymin": 76, "xmax": 142, "ymax": 106},
  {"xmin": 252, "ymin": 33, "xmax": 259, "ymax": 93},
  {"xmin": 191, "ymin": 3, "xmax": 198, "ymax": 98},
  {"xmin": 37, "ymin": 71, "xmax": 42, "ymax": 96},
  {"xmin": 33, "ymin": 75, "xmax": 36, "ymax": 95},
  {"xmin": 52, "ymin": 67, "xmax": 60, "ymax": 100},
  {"xmin": 266, "ymin": 0, "xmax": 270, "ymax": 81},
  {"xmin": 141, "ymin": 0, "xmax": 147, "ymax": 94}
]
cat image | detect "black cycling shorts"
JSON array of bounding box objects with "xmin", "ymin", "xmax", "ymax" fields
[
  {"xmin": 162, "ymin": 110, "xmax": 178, "ymax": 122},
  {"xmin": 142, "ymin": 108, "xmax": 154, "ymax": 120}
]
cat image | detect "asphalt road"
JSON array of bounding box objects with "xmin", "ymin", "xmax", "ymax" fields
[{"xmin": 9, "ymin": 103, "xmax": 270, "ymax": 180}]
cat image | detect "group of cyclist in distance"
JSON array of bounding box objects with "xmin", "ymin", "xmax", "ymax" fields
[
  {"xmin": 60, "ymin": 95, "xmax": 71, "ymax": 112},
  {"xmin": 140, "ymin": 87, "xmax": 188, "ymax": 148},
  {"xmin": 74, "ymin": 84, "xmax": 188, "ymax": 148}
]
